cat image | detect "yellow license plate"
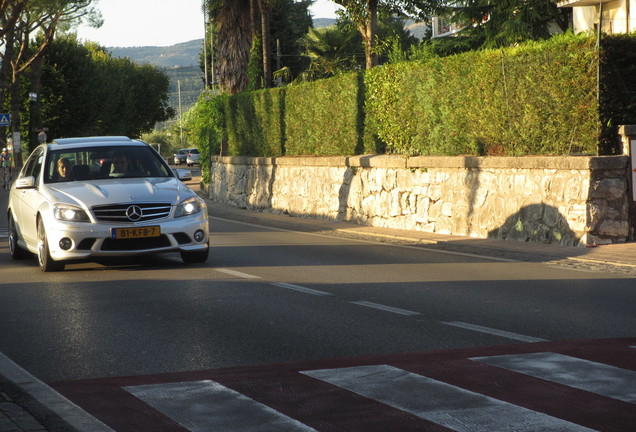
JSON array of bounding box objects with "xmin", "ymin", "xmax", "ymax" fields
[{"xmin": 112, "ymin": 226, "xmax": 160, "ymax": 239}]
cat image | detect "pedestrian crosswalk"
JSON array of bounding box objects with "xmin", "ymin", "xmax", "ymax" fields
[{"xmin": 53, "ymin": 338, "xmax": 636, "ymax": 432}]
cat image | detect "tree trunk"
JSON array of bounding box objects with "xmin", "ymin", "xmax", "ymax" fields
[
  {"xmin": 365, "ymin": 0, "xmax": 378, "ymax": 70},
  {"xmin": 218, "ymin": 0, "xmax": 252, "ymax": 94},
  {"xmin": 259, "ymin": 0, "xmax": 272, "ymax": 88}
]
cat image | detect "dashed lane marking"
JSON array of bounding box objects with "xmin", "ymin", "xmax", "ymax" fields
[
  {"xmin": 350, "ymin": 300, "xmax": 420, "ymax": 316},
  {"xmin": 215, "ymin": 268, "xmax": 261, "ymax": 279},
  {"xmin": 270, "ymin": 282, "xmax": 333, "ymax": 296},
  {"xmin": 442, "ymin": 321, "xmax": 549, "ymax": 343}
]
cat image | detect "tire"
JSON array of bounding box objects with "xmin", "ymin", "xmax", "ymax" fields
[
  {"xmin": 181, "ymin": 246, "xmax": 209, "ymax": 264},
  {"xmin": 8, "ymin": 216, "xmax": 30, "ymax": 260},
  {"xmin": 37, "ymin": 221, "xmax": 64, "ymax": 272}
]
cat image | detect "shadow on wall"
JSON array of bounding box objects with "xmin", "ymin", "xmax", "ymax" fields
[{"xmin": 488, "ymin": 204, "xmax": 580, "ymax": 246}]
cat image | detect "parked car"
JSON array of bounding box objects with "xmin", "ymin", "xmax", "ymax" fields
[
  {"xmin": 173, "ymin": 148, "xmax": 188, "ymax": 165},
  {"xmin": 173, "ymin": 168, "xmax": 192, "ymax": 181},
  {"xmin": 7, "ymin": 136, "xmax": 209, "ymax": 271},
  {"xmin": 186, "ymin": 148, "xmax": 200, "ymax": 166}
]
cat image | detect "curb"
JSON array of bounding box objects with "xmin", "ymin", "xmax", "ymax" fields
[{"xmin": 0, "ymin": 352, "xmax": 113, "ymax": 432}]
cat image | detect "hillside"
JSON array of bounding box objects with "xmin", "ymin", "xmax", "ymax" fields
[{"xmin": 110, "ymin": 39, "xmax": 203, "ymax": 68}]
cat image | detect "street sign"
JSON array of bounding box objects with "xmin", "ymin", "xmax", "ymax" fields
[{"xmin": 0, "ymin": 114, "xmax": 10, "ymax": 126}]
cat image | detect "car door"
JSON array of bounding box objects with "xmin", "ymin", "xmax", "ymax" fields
[{"xmin": 16, "ymin": 148, "xmax": 45, "ymax": 247}]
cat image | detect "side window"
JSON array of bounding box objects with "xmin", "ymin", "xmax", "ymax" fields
[
  {"xmin": 21, "ymin": 149, "xmax": 44, "ymax": 180},
  {"xmin": 33, "ymin": 152, "xmax": 44, "ymax": 183}
]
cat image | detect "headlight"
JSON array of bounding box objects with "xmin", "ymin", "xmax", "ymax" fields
[
  {"xmin": 175, "ymin": 197, "xmax": 204, "ymax": 218},
  {"xmin": 53, "ymin": 204, "xmax": 90, "ymax": 222}
]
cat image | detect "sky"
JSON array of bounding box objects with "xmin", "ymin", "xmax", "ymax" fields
[{"xmin": 76, "ymin": 0, "xmax": 342, "ymax": 48}]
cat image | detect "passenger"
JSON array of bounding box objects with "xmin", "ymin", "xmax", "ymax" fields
[
  {"xmin": 111, "ymin": 152, "xmax": 131, "ymax": 176},
  {"xmin": 56, "ymin": 158, "xmax": 73, "ymax": 181},
  {"xmin": 111, "ymin": 151, "xmax": 142, "ymax": 177}
]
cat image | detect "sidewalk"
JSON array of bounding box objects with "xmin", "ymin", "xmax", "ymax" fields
[{"xmin": 2, "ymin": 200, "xmax": 635, "ymax": 432}]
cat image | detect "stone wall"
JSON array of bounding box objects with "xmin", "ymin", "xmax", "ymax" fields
[{"xmin": 207, "ymin": 155, "xmax": 631, "ymax": 246}]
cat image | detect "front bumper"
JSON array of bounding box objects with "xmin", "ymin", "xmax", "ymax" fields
[{"xmin": 43, "ymin": 212, "xmax": 209, "ymax": 261}]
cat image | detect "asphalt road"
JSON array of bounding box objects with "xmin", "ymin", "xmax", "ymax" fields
[{"xmin": 0, "ymin": 176, "xmax": 634, "ymax": 384}]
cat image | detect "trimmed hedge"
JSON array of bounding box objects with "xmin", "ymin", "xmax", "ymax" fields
[
  {"xmin": 366, "ymin": 33, "xmax": 599, "ymax": 156},
  {"xmin": 186, "ymin": 33, "xmax": 635, "ymax": 158}
]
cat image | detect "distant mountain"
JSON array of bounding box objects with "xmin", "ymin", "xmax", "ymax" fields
[
  {"xmin": 110, "ymin": 39, "xmax": 203, "ymax": 68},
  {"xmin": 313, "ymin": 18, "xmax": 336, "ymax": 28}
]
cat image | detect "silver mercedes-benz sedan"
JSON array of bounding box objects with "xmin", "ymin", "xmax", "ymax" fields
[{"xmin": 7, "ymin": 136, "xmax": 209, "ymax": 271}]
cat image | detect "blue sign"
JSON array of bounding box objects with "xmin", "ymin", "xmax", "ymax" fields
[{"xmin": 0, "ymin": 114, "xmax": 10, "ymax": 127}]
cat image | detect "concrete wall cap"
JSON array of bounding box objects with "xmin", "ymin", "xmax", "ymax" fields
[{"xmin": 212, "ymin": 154, "xmax": 629, "ymax": 171}]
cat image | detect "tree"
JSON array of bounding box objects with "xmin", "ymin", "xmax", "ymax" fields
[
  {"xmin": 438, "ymin": 0, "xmax": 570, "ymax": 50},
  {"xmin": 0, "ymin": 0, "xmax": 100, "ymax": 152},
  {"xmin": 298, "ymin": 25, "xmax": 358, "ymax": 81},
  {"xmin": 39, "ymin": 37, "xmax": 173, "ymax": 139},
  {"xmin": 207, "ymin": 0, "xmax": 253, "ymax": 94},
  {"xmin": 333, "ymin": 0, "xmax": 440, "ymax": 69}
]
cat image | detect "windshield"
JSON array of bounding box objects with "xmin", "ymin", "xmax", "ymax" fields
[{"xmin": 45, "ymin": 145, "xmax": 173, "ymax": 183}]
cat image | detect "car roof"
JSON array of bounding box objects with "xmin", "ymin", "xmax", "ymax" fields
[
  {"xmin": 49, "ymin": 136, "xmax": 148, "ymax": 149},
  {"xmin": 53, "ymin": 136, "xmax": 134, "ymax": 145}
]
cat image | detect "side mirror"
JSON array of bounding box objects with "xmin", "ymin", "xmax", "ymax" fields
[{"xmin": 14, "ymin": 176, "xmax": 36, "ymax": 189}]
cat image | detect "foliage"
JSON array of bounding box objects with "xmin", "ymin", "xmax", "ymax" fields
[
  {"xmin": 38, "ymin": 36, "xmax": 174, "ymax": 140},
  {"xmin": 430, "ymin": 0, "xmax": 570, "ymax": 54},
  {"xmin": 285, "ymin": 73, "xmax": 367, "ymax": 155},
  {"xmin": 333, "ymin": 0, "xmax": 440, "ymax": 69},
  {"xmin": 366, "ymin": 32, "xmax": 599, "ymax": 156},
  {"xmin": 181, "ymin": 92, "xmax": 228, "ymax": 183},
  {"xmin": 599, "ymin": 33, "xmax": 636, "ymax": 154},
  {"xmin": 297, "ymin": 25, "xmax": 359, "ymax": 81},
  {"xmin": 224, "ymin": 88, "xmax": 285, "ymax": 156},
  {"xmin": 193, "ymin": 32, "xmax": 611, "ymax": 158},
  {"xmin": 0, "ymin": 0, "xmax": 101, "ymax": 148},
  {"xmin": 268, "ymin": 0, "xmax": 313, "ymax": 81}
]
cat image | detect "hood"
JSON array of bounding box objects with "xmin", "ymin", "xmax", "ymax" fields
[{"xmin": 44, "ymin": 177, "xmax": 194, "ymax": 209}]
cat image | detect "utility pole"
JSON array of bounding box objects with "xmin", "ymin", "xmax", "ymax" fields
[
  {"xmin": 178, "ymin": 80, "xmax": 184, "ymax": 147},
  {"xmin": 203, "ymin": 4, "xmax": 208, "ymax": 88}
]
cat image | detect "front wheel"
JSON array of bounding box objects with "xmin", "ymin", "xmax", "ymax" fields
[
  {"xmin": 181, "ymin": 246, "xmax": 209, "ymax": 264},
  {"xmin": 37, "ymin": 221, "xmax": 64, "ymax": 272}
]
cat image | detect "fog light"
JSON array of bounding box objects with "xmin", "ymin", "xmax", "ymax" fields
[
  {"xmin": 59, "ymin": 238, "xmax": 73, "ymax": 250},
  {"xmin": 193, "ymin": 230, "xmax": 205, "ymax": 243}
]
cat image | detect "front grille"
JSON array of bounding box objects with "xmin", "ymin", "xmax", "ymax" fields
[
  {"xmin": 101, "ymin": 235, "xmax": 171, "ymax": 251},
  {"xmin": 92, "ymin": 203, "xmax": 172, "ymax": 222}
]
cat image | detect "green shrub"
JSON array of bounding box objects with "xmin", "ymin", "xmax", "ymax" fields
[
  {"xmin": 366, "ymin": 33, "xmax": 599, "ymax": 156},
  {"xmin": 190, "ymin": 32, "xmax": 636, "ymax": 158}
]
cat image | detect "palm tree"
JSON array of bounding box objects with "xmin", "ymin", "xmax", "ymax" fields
[
  {"xmin": 207, "ymin": 0, "xmax": 252, "ymax": 94},
  {"xmin": 298, "ymin": 25, "xmax": 358, "ymax": 81}
]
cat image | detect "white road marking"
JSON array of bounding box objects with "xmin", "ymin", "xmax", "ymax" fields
[
  {"xmin": 270, "ymin": 282, "xmax": 333, "ymax": 296},
  {"xmin": 124, "ymin": 380, "xmax": 316, "ymax": 432},
  {"xmin": 350, "ymin": 301, "xmax": 420, "ymax": 316},
  {"xmin": 215, "ymin": 268, "xmax": 261, "ymax": 279},
  {"xmin": 302, "ymin": 364, "xmax": 595, "ymax": 432},
  {"xmin": 442, "ymin": 321, "xmax": 548, "ymax": 343},
  {"xmin": 473, "ymin": 352, "xmax": 636, "ymax": 404}
]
